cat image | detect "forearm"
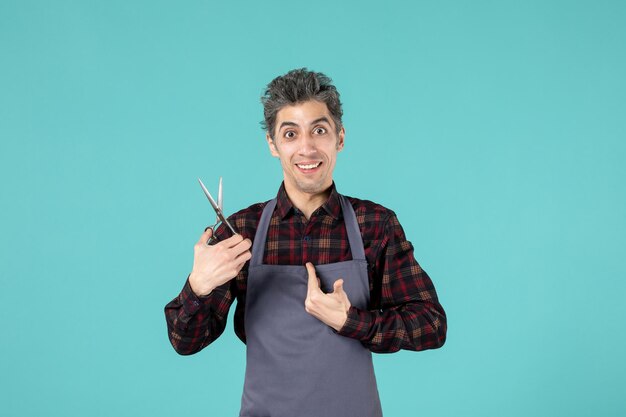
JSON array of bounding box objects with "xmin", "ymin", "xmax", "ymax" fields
[
  {"xmin": 164, "ymin": 277, "xmax": 231, "ymax": 355},
  {"xmin": 338, "ymin": 299, "xmax": 447, "ymax": 353},
  {"xmin": 346, "ymin": 212, "xmax": 447, "ymax": 353}
]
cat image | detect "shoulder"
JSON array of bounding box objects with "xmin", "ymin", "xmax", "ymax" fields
[
  {"xmin": 342, "ymin": 194, "xmax": 400, "ymax": 246},
  {"xmin": 219, "ymin": 199, "xmax": 271, "ymax": 241},
  {"xmin": 229, "ymin": 200, "xmax": 268, "ymax": 220},
  {"xmin": 212, "ymin": 199, "xmax": 270, "ymax": 243},
  {"xmin": 343, "ymin": 195, "xmax": 413, "ymax": 257},
  {"xmin": 344, "ymin": 194, "xmax": 396, "ymax": 225},
  {"xmin": 215, "ymin": 200, "xmax": 271, "ymax": 240}
]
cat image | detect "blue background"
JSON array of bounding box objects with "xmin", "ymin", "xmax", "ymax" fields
[{"xmin": 1, "ymin": 1, "xmax": 625, "ymax": 416}]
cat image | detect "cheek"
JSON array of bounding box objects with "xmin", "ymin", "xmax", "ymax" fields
[
  {"xmin": 277, "ymin": 151, "xmax": 293, "ymax": 167},
  {"xmin": 276, "ymin": 143, "xmax": 297, "ymax": 159}
]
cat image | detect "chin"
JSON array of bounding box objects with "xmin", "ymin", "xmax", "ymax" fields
[{"xmin": 294, "ymin": 179, "xmax": 328, "ymax": 194}]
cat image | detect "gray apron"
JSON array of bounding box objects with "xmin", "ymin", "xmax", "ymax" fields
[{"xmin": 239, "ymin": 194, "xmax": 383, "ymax": 417}]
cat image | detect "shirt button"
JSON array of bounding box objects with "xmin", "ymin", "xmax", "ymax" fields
[
  {"xmin": 193, "ymin": 301, "xmax": 199, "ymax": 307},
  {"xmin": 303, "ymin": 236, "xmax": 311, "ymax": 242}
]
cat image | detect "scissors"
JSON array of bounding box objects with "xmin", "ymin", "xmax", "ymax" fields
[{"xmin": 198, "ymin": 177, "xmax": 237, "ymax": 244}]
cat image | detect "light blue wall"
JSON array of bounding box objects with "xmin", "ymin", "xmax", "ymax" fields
[{"xmin": 1, "ymin": 1, "xmax": 624, "ymax": 416}]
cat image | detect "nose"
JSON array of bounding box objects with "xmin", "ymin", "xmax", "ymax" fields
[{"xmin": 298, "ymin": 132, "xmax": 317, "ymax": 155}]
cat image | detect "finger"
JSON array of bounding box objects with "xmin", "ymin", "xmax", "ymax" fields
[
  {"xmin": 197, "ymin": 227, "xmax": 213, "ymax": 245},
  {"xmin": 231, "ymin": 238, "xmax": 253, "ymax": 256},
  {"xmin": 333, "ymin": 278, "xmax": 345, "ymax": 294},
  {"xmin": 220, "ymin": 233, "xmax": 245, "ymax": 248},
  {"xmin": 306, "ymin": 262, "xmax": 320, "ymax": 293},
  {"xmin": 233, "ymin": 259, "xmax": 247, "ymax": 274},
  {"xmin": 234, "ymin": 249, "xmax": 252, "ymax": 264}
]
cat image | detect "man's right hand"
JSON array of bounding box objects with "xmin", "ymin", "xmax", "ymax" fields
[{"xmin": 188, "ymin": 228, "xmax": 252, "ymax": 297}]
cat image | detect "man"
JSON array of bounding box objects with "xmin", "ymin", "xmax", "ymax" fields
[{"xmin": 164, "ymin": 68, "xmax": 446, "ymax": 417}]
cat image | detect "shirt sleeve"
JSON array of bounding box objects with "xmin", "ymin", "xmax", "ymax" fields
[
  {"xmin": 164, "ymin": 225, "xmax": 237, "ymax": 355},
  {"xmin": 336, "ymin": 213, "xmax": 447, "ymax": 353},
  {"xmin": 164, "ymin": 276, "xmax": 235, "ymax": 355}
]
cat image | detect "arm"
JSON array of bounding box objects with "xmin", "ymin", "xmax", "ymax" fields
[
  {"xmin": 164, "ymin": 226, "xmax": 251, "ymax": 355},
  {"xmin": 164, "ymin": 277, "xmax": 235, "ymax": 355},
  {"xmin": 337, "ymin": 213, "xmax": 447, "ymax": 353}
]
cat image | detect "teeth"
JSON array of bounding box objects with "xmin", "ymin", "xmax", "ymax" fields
[{"xmin": 297, "ymin": 162, "xmax": 321, "ymax": 170}]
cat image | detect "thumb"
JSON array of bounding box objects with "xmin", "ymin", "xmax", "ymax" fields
[{"xmin": 197, "ymin": 227, "xmax": 213, "ymax": 245}]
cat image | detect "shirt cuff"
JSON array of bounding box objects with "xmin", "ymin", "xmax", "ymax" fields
[
  {"xmin": 180, "ymin": 276, "xmax": 225, "ymax": 317},
  {"xmin": 336, "ymin": 306, "xmax": 374, "ymax": 341}
]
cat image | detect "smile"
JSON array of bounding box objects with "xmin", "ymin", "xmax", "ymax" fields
[{"xmin": 296, "ymin": 162, "xmax": 322, "ymax": 170}]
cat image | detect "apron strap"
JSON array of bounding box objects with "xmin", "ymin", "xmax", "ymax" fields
[
  {"xmin": 338, "ymin": 194, "xmax": 366, "ymax": 261},
  {"xmin": 250, "ymin": 198, "xmax": 277, "ymax": 267},
  {"xmin": 249, "ymin": 193, "xmax": 366, "ymax": 266}
]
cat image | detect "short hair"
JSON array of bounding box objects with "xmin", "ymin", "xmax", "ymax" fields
[{"xmin": 261, "ymin": 68, "xmax": 343, "ymax": 140}]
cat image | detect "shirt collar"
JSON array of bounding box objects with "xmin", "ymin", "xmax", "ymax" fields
[{"xmin": 274, "ymin": 182, "xmax": 341, "ymax": 220}]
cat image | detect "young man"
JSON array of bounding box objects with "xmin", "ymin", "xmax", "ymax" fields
[{"xmin": 164, "ymin": 68, "xmax": 447, "ymax": 417}]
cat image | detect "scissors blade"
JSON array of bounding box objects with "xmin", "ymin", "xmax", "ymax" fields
[
  {"xmin": 218, "ymin": 177, "xmax": 223, "ymax": 211},
  {"xmin": 217, "ymin": 177, "xmax": 223, "ymax": 224},
  {"xmin": 197, "ymin": 178, "xmax": 237, "ymax": 235},
  {"xmin": 198, "ymin": 178, "xmax": 220, "ymax": 211}
]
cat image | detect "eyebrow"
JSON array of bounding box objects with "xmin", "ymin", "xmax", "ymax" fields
[
  {"xmin": 278, "ymin": 117, "xmax": 332, "ymax": 131},
  {"xmin": 278, "ymin": 121, "xmax": 299, "ymax": 130},
  {"xmin": 311, "ymin": 117, "xmax": 332, "ymax": 126}
]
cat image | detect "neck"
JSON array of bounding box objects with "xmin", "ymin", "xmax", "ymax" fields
[{"xmin": 283, "ymin": 182, "xmax": 332, "ymax": 220}]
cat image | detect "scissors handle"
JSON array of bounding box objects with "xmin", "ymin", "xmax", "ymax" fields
[{"xmin": 205, "ymin": 219, "xmax": 236, "ymax": 245}]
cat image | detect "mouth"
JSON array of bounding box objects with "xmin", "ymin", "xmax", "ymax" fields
[{"xmin": 295, "ymin": 161, "xmax": 322, "ymax": 173}]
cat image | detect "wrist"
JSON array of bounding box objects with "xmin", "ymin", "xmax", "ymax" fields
[
  {"xmin": 332, "ymin": 309, "xmax": 349, "ymax": 332},
  {"xmin": 189, "ymin": 272, "xmax": 216, "ymax": 297}
]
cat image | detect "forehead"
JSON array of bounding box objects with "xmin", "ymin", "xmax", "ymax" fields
[{"xmin": 275, "ymin": 100, "xmax": 334, "ymax": 128}]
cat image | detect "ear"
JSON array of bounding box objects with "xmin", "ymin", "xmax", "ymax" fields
[
  {"xmin": 337, "ymin": 127, "xmax": 345, "ymax": 151},
  {"xmin": 266, "ymin": 132, "xmax": 279, "ymax": 157}
]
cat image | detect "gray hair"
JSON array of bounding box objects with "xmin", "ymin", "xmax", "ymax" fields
[{"xmin": 261, "ymin": 68, "xmax": 343, "ymax": 140}]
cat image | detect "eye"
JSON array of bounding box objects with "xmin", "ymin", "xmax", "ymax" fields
[
  {"xmin": 284, "ymin": 130, "xmax": 297, "ymax": 139},
  {"xmin": 313, "ymin": 127, "xmax": 327, "ymax": 135}
]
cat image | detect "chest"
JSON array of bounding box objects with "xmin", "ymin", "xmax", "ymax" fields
[{"xmin": 263, "ymin": 214, "xmax": 355, "ymax": 265}]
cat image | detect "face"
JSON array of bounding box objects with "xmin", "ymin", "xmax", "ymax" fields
[{"xmin": 267, "ymin": 100, "xmax": 345, "ymax": 197}]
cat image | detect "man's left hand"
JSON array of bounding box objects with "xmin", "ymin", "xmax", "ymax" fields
[{"xmin": 304, "ymin": 262, "xmax": 351, "ymax": 331}]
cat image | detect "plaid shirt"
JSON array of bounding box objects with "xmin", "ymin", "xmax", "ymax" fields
[{"xmin": 165, "ymin": 183, "xmax": 446, "ymax": 354}]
